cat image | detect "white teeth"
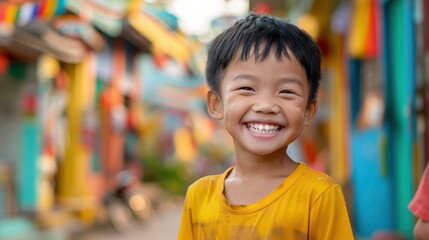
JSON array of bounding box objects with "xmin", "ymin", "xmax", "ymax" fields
[{"xmin": 247, "ymin": 123, "xmax": 281, "ymax": 134}]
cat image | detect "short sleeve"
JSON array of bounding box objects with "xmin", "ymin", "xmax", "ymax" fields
[
  {"xmin": 409, "ymin": 165, "xmax": 429, "ymax": 221},
  {"xmin": 309, "ymin": 185, "xmax": 354, "ymax": 240}
]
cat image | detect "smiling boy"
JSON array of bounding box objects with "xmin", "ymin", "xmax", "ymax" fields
[{"xmin": 178, "ymin": 13, "xmax": 354, "ymax": 239}]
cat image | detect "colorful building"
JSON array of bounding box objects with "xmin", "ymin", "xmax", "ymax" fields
[{"xmin": 0, "ymin": 0, "xmax": 199, "ymax": 238}]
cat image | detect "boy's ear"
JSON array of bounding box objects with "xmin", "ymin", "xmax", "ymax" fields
[
  {"xmin": 206, "ymin": 90, "xmax": 224, "ymax": 120},
  {"xmin": 304, "ymin": 100, "xmax": 318, "ymax": 126}
]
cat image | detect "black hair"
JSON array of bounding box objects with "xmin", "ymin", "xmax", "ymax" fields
[{"xmin": 206, "ymin": 13, "xmax": 321, "ymax": 104}]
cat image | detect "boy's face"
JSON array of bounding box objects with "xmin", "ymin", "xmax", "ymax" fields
[{"xmin": 207, "ymin": 51, "xmax": 317, "ymax": 156}]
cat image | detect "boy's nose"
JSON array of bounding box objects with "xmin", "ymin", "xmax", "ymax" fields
[{"xmin": 250, "ymin": 98, "xmax": 281, "ymax": 113}]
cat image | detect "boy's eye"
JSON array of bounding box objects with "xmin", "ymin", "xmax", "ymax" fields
[
  {"xmin": 239, "ymin": 87, "xmax": 254, "ymax": 91},
  {"xmin": 280, "ymin": 90, "xmax": 295, "ymax": 94}
]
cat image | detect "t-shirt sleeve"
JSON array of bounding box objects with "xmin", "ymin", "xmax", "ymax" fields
[
  {"xmin": 178, "ymin": 188, "xmax": 194, "ymax": 240},
  {"xmin": 309, "ymin": 184, "xmax": 354, "ymax": 240},
  {"xmin": 409, "ymin": 165, "xmax": 429, "ymax": 221}
]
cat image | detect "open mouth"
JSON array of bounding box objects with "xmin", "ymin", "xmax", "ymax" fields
[{"xmin": 247, "ymin": 123, "xmax": 282, "ymax": 134}]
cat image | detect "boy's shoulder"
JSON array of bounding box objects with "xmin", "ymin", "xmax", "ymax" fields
[
  {"xmin": 187, "ymin": 167, "xmax": 233, "ymax": 192},
  {"xmin": 296, "ymin": 163, "xmax": 339, "ymax": 190}
]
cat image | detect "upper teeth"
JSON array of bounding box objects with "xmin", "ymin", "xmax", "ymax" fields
[{"xmin": 247, "ymin": 123, "xmax": 281, "ymax": 133}]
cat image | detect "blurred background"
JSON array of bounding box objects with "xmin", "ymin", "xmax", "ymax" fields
[{"xmin": 0, "ymin": 0, "xmax": 427, "ymax": 239}]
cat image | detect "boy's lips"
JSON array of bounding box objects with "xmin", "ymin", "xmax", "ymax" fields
[{"xmin": 246, "ymin": 122, "xmax": 283, "ymax": 134}]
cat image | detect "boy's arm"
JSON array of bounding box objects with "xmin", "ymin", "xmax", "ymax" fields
[
  {"xmin": 414, "ymin": 219, "xmax": 429, "ymax": 240},
  {"xmin": 178, "ymin": 190, "xmax": 193, "ymax": 240},
  {"xmin": 309, "ymin": 185, "xmax": 354, "ymax": 240},
  {"xmin": 410, "ymin": 165, "xmax": 429, "ymax": 240}
]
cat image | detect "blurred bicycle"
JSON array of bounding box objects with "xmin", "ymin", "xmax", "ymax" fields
[{"xmin": 103, "ymin": 170, "xmax": 153, "ymax": 233}]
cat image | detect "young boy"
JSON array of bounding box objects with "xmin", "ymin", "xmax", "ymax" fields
[{"xmin": 178, "ymin": 13, "xmax": 354, "ymax": 239}]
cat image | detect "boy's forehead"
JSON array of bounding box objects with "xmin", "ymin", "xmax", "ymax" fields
[{"xmin": 232, "ymin": 46, "xmax": 298, "ymax": 64}]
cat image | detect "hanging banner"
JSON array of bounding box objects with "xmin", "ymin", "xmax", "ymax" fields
[
  {"xmin": 348, "ymin": 0, "xmax": 381, "ymax": 58},
  {"xmin": 0, "ymin": 0, "xmax": 66, "ymax": 25},
  {"xmin": 66, "ymin": 0, "xmax": 129, "ymax": 37}
]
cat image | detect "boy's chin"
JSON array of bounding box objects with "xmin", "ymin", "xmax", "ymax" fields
[{"xmin": 246, "ymin": 147, "xmax": 288, "ymax": 156}]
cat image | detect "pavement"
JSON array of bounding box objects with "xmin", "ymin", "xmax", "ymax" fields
[
  {"xmin": 0, "ymin": 183, "xmax": 184, "ymax": 240},
  {"xmin": 0, "ymin": 217, "xmax": 69, "ymax": 240},
  {"xmin": 71, "ymin": 196, "xmax": 184, "ymax": 240}
]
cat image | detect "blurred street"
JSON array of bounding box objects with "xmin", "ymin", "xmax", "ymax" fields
[{"xmin": 72, "ymin": 198, "xmax": 184, "ymax": 240}]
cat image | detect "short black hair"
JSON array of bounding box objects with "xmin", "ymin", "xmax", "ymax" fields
[{"xmin": 206, "ymin": 13, "xmax": 321, "ymax": 104}]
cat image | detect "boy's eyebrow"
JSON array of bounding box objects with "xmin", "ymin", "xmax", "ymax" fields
[
  {"xmin": 233, "ymin": 74, "xmax": 304, "ymax": 88},
  {"xmin": 232, "ymin": 74, "xmax": 258, "ymax": 81},
  {"xmin": 278, "ymin": 77, "xmax": 304, "ymax": 88}
]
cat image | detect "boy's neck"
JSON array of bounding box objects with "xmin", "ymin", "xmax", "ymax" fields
[{"xmin": 230, "ymin": 152, "xmax": 298, "ymax": 179}]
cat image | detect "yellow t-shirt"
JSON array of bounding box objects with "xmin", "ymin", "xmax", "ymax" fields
[{"xmin": 178, "ymin": 163, "xmax": 354, "ymax": 240}]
